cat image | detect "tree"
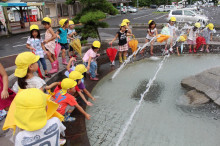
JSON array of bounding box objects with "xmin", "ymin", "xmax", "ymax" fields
[{"xmin": 68, "ymin": 0, "xmax": 118, "ymax": 43}]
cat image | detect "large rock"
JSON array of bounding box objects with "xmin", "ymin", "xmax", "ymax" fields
[{"xmin": 181, "ymin": 67, "xmax": 220, "ymax": 105}]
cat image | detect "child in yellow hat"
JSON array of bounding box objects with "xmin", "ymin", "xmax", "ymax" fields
[
  {"xmin": 14, "ymin": 88, "xmax": 66, "ymax": 146},
  {"xmin": 200, "ymin": 23, "xmax": 215, "ymax": 53},
  {"xmin": 67, "ymin": 20, "xmax": 77, "ymax": 58},
  {"xmin": 83, "ymin": 41, "xmax": 101, "ymax": 81},
  {"xmin": 12, "ymin": 52, "xmax": 59, "ymax": 93},
  {"xmin": 26, "ymin": 24, "xmax": 51, "ymax": 78},
  {"xmin": 187, "ymin": 22, "xmax": 200, "ymax": 53},
  {"xmin": 41, "ymin": 17, "xmax": 58, "ymax": 74},
  {"xmin": 66, "ymin": 60, "xmax": 96, "ymax": 101},
  {"xmin": 109, "ymin": 22, "xmax": 132, "ymax": 63},
  {"xmin": 175, "ymin": 35, "xmax": 186, "ymax": 56},
  {"xmin": 56, "ymin": 19, "xmax": 69, "ymax": 65},
  {"xmin": 53, "ymin": 78, "xmax": 91, "ymax": 122},
  {"xmin": 165, "ymin": 16, "xmax": 177, "ymax": 53}
]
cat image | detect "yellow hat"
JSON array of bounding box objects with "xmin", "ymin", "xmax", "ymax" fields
[
  {"xmin": 61, "ymin": 78, "xmax": 77, "ymax": 95},
  {"xmin": 148, "ymin": 20, "xmax": 153, "ymax": 24},
  {"xmin": 194, "ymin": 22, "xmax": 201, "ymax": 28},
  {"xmin": 170, "ymin": 16, "xmax": 176, "ymax": 22},
  {"xmin": 75, "ymin": 64, "xmax": 87, "ymax": 74},
  {"xmin": 92, "ymin": 40, "xmax": 101, "ymax": 48},
  {"xmin": 69, "ymin": 20, "xmax": 74, "ymax": 25},
  {"xmin": 14, "ymin": 88, "xmax": 47, "ymax": 131},
  {"xmin": 14, "ymin": 52, "xmax": 40, "ymax": 78},
  {"xmin": 121, "ymin": 22, "xmax": 127, "ymax": 27},
  {"xmin": 42, "ymin": 17, "xmax": 51, "ymax": 24},
  {"xmin": 69, "ymin": 71, "xmax": 84, "ymax": 80},
  {"xmin": 30, "ymin": 24, "xmax": 39, "ymax": 31},
  {"xmin": 178, "ymin": 36, "xmax": 186, "ymax": 42},
  {"xmin": 59, "ymin": 19, "xmax": 68, "ymax": 27},
  {"xmin": 122, "ymin": 19, "xmax": 130, "ymax": 23},
  {"xmin": 207, "ymin": 23, "xmax": 214, "ymax": 30}
]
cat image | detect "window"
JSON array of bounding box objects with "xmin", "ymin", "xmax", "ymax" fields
[
  {"xmin": 184, "ymin": 10, "xmax": 194, "ymax": 16},
  {"xmin": 45, "ymin": 8, "xmax": 50, "ymax": 15},
  {"xmin": 159, "ymin": 6, "xmax": 163, "ymax": 8},
  {"xmin": 172, "ymin": 10, "xmax": 182, "ymax": 15}
]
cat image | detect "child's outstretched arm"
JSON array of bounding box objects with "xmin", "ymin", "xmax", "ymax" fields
[
  {"xmin": 109, "ymin": 33, "xmax": 118, "ymax": 45},
  {"xmin": 45, "ymin": 82, "xmax": 60, "ymax": 90},
  {"xmin": 26, "ymin": 43, "xmax": 35, "ymax": 51},
  {"xmin": 44, "ymin": 27, "xmax": 57, "ymax": 43},
  {"xmin": 210, "ymin": 33, "xmax": 213, "ymax": 41},
  {"xmin": 0, "ymin": 63, "xmax": 9, "ymax": 99},
  {"xmin": 56, "ymin": 30, "xmax": 61, "ymax": 39},
  {"xmin": 41, "ymin": 43, "xmax": 47, "ymax": 52},
  {"xmin": 83, "ymin": 88, "xmax": 96, "ymax": 101},
  {"xmin": 75, "ymin": 104, "xmax": 91, "ymax": 120},
  {"xmin": 77, "ymin": 91, "xmax": 93, "ymax": 106},
  {"xmin": 155, "ymin": 29, "xmax": 158, "ymax": 36},
  {"xmin": 67, "ymin": 57, "xmax": 76, "ymax": 71}
]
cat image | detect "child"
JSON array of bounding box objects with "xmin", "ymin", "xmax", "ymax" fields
[
  {"xmin": 56, "ymin": 19, "xmax": 69, "ymax": 65},
  {"xmin": 26, "ymin": 25, "xmax": 51, "ymax": 78},
  {"xmin": 122, "ymin": 19, "xmax": 132, "ymax": 41},
  {"xmin": 14, "ymin": 88, "xmax": 66, "ymax": 146},
  {"xmin": 141, "ymin": 20, "xmax": 158, "ymax": 56},
  {"xmin": 53, "ymin": 78, "xmax": 91, "ymax": 121},
  {"xmin": 41, "ymin": 17, "xmax": 58, "ymax": 74},
  {"xmin": 67, "ymin": 60, "xmax": 96, "ymax": 101},
  {"xmin": 83, "ymin": 41, "xmax": 101, "ymax": 81},
  {"xmin": 110, "ymin": 22, "xmax": 132, "ymax": 63},
  {"xmin": 200, "ymin": 23, "xmax": 214, "ymax": 53},
  {"xmin": 0, "ymin": 63, "xmax": 15, "ymax": 111},
  {"xmin": 166, "ymin": 17, "xmax": 177, "ymax": 53},
  {"xmin": 12, "ymin": 52, "xmax": 59, "ymax": 93},
  {"xmin": 175, "ymin": 35, "xmax": 186, "ymax": 56},
  {"xmin": 67, "ymin": 20, "xmax": 77, "ymax": 58},
  {"xmin": 187, "ymin": 22, "xmax": 200, "ymax": 53}
]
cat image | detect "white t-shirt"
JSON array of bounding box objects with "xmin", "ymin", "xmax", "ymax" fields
[
  {"xmin": 27, "ymin": 37, "xmax": 44, "ymax": 58},
  {"xmin": 167, "ymin": 23, "xmax": 176, "ymax": 37},
  {"xmin": 12, "ymin": 76, "xmax": 46, "ymax": 93},
  {"xmin": 146, "ymin": 28, "xmax": 157, "ymax": 39},
  {"xmin": 15, "ymin": 117, "xmax": 66, "ymax": 146},
  {"xmin": 67, "ymin": 29, "xmax": 76, "ymax": 43},
  {"xmin": 188, "ymin": 27, "xmax": 199, "ymax": 41}
]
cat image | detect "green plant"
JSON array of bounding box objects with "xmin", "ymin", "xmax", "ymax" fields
[{"xmin": 69, "ymin": 0, "xmax": 118, "ymax": 42}]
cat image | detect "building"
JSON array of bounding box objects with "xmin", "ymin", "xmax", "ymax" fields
[{"xmin": 108, "ymin": 0, "xmax": 131, "ymax": 7}]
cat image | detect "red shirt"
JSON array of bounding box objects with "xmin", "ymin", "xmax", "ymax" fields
[{"xmin": 53, "ymin": 90, "xmax": 78, "ymax": 115}]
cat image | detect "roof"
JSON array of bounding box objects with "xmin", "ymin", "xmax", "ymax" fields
[{"xmin": 0, "ymin": 2, "xmax": 44, "ymax": 7}]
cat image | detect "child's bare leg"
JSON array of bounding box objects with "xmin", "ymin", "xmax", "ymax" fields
[
  {"xmin": 200, "ymin": 44, "xmax": 204, "ymax": 51},
  {"xmin": 123, "ymin": 51, "xmax": 127, "ymax": 60},
  {"xmin": 140, "ymin": 39, "xmax": 149, "ymax": 55},
  {"xmin": 119, "ymin": 51, "xmax": 123, "ymax": 63},
  {"xmin": 176, "ymin": 47, "xmax": 180, "ymax": 56},
  {"xmin": 62, "ymin": 49, "xmax": 66, "ymax": 59},
  {"xmin": 206, "ymin": 44, "xmax": 210, "ymax": 53},
  {"xmin": 150, "ymin": 41, "xmax": 154, "ymax": 55},
  {"xmin": 46, "ymin": 51, "xmax": 54, "ymax": 63},
  {"xmin": 52, "ymin": 54, "xmax": 56, "ymax": 61}
]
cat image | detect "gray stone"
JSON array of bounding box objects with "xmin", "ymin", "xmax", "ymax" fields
[
  {"xmin": 181, "ymin": 67, "xmax": 220, "ymax": 106},
  {"xmin": 185, "ymin": 90, "xmax": 210, "ymax": 105}
]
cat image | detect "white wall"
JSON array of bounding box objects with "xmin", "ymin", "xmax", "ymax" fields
[{"xmin": 45, "ymin": 4, "xmax": 57, "ymax": 18}]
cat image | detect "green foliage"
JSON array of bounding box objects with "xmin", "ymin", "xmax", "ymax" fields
[{"xmin": 68, "ymin": 0, "xmax": 118, "ymax": 42}]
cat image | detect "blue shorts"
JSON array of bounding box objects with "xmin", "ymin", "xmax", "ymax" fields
[{"xmin": 60, "ymin": 43, "xmax": 69, "ymax": 50}]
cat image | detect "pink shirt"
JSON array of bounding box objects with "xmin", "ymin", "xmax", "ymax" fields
[{"xmin": 83, "ymin": 48, "xmax": 97, "ymax": 62}]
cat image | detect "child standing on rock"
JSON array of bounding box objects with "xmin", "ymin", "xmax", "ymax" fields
[
  {"xmin": 200, "ymin": 23, "xmax": 215, "ymax": 53},
  {"xmin": 57, "ymin": 19, "xmax": 69, "ymax": 65},
  {"xmin": 41, "ymin": 17, "xmax": 58, "ymax": 74},
  {"xmin": 109, "ymin": 22, "xmax": 132, "ymax": 63},
  {"xmin": 26, "ymin": 24, "xmax": 51, "ymax": 78},
  {"xmin": 187, "ymin": 22, "xmax": 200, "ymax": 53}
]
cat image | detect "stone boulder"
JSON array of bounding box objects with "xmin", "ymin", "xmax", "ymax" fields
[{"xmin": 181, "ymin": 67, "xmax": 220, "ymax": 105}]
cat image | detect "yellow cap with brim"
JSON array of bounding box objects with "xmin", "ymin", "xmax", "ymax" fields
[
  {"xmin": 59, "ymin": 19, "xmax": 68, "ymax": 27},
  {"xmin": 148, "ymin": 20, "xmax": 153, "ymax": 24},
  {"xmin": 75, "ymin": 64, "xmax": 87, "ymax": 74},
  {"xmin": 14, "ymin": 88, "xmax": 47, "ymax": 131},
  {"xmin": 69, "ymin": 20, "xmax": 74, "ymax": 25},
  {"xmin": 69, "ymin": 71, "xmax": 84, "ymax": 80},
  {"xmin": 207, "ymin": 23, "xmax": 214, "ymax": 30},
  {"xmin": 60, "ymin": 78, "xmax": 77, "ymax": 95},
  {"xmin": 121, "ymin": 22, "xmax": 127, "ymax": 27},
  {"xmin": 14, "ymin": 52, "xmax": 40, "ymax": 78},
  {"xmin": 30, "ymin": 24, "xmax": 39, "ymax": 31},
  {"xmin": 92, "ymin": 41, "xmax": 101, "ymax": 48},
  {"xmin": 122, "ymin": 19, "xmax": 130, "ymax": 23},
  {"xmin": 170, "ymin": 16, "xmax": 176, "ymax": 22},
  {"xmin": 42, "ymin": 17, "xmax": 52, "ymax": 24}
]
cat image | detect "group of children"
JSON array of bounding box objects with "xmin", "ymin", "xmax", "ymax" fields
[
  {"xmin": 0, "ymin": 16, "xmax": 104, "ymax": 145},
  {"xmin": 109, "ymin": 17, "xmax": 215, "ymax": 61}
]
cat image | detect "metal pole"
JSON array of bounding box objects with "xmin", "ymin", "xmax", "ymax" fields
[
  {"xmin": 137, "ymin": 0, "xmax": 139, "ymax": 8},
  {"xmin": 2, "ymin": 7, "xmax": 12, "ymax": 34},
  {"xmin": 27, "ymin": 7, "xmax": 31, "ymax": 27}
]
